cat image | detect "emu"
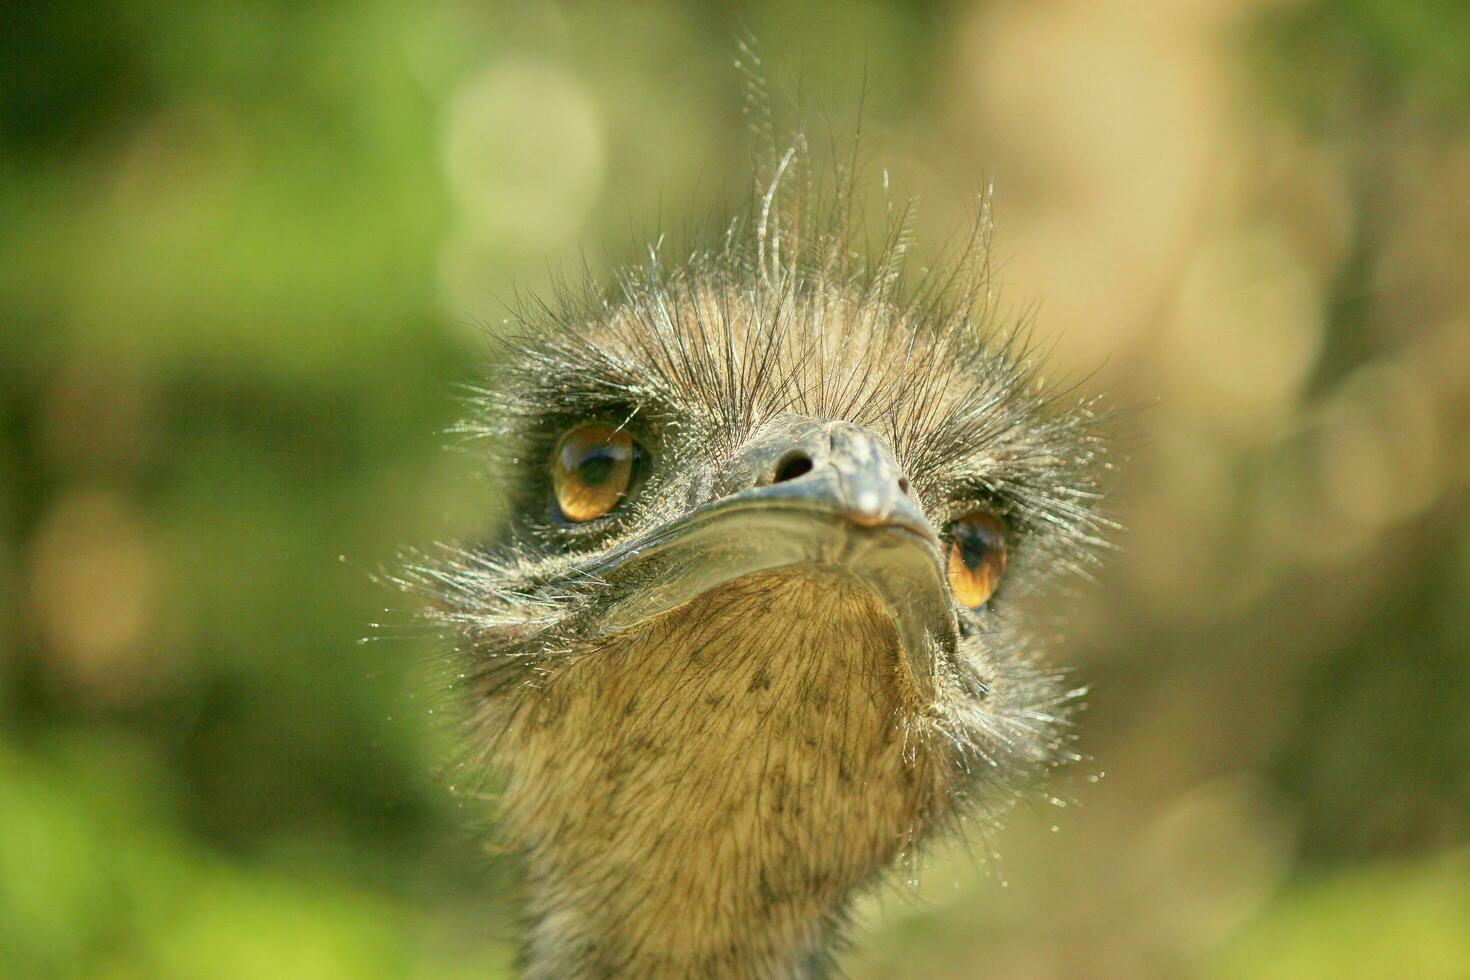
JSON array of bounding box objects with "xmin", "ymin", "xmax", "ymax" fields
[{"xmin": 409, "ymin": 140, "xmax": 1109, "ymax": 978}]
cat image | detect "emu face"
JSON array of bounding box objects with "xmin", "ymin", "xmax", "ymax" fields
[{"xmin": 416, "ymin": 197, "xmax": 1107, "ymax": 977}]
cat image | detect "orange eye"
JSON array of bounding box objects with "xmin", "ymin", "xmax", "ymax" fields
[
  {"xmin": 551, "ymin": 424, "xmax": 643, "ymax": 523},
  {"xmin": 946, "ymin": 509, "xmax": 1007, "ymax": 609}
]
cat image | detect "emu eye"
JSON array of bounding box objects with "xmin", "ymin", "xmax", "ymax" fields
[
  {"xmin": 946, "ymin": 509, "xmax": 1007, "ymax": 609},
  {"xmin": 551, "ymin": 424, "xmax": 645, "ymax": 523}
]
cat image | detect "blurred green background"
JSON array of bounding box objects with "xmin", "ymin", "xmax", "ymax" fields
[{"xmin": 3, "ymin": 1, "xmax": 1469, "ymax": 977}]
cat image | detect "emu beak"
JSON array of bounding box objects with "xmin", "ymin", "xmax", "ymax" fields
[{"xmin": 571, "ymin": 418, "xmax": 956, "ymax": 706}]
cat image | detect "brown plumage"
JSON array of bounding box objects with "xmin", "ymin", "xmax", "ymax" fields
[{"xmin": 405, "ymin": 131, "xmax": 1111, "ymax": 976}]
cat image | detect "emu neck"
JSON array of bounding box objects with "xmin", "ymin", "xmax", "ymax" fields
[{"xmin": 493, "ymin": 571, "xmax": 949, "ymax": 978}]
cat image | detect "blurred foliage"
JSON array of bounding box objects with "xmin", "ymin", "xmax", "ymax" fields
[
  {"xmin": 1255, "ymin": 0, "xmax": 1470, "ymax": 130},
  {"xmin": 2, "ymin": 1, "xmax": 1468, "ymax": 978}
]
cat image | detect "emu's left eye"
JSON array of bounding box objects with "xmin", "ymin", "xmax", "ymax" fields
[
  {"xmin": 551, "ymin": 423, "xmax": 646, "ymax": 523},
  {"xmin": 946, "ymin": 509, "xmax": 1007, "ymax": 609}
]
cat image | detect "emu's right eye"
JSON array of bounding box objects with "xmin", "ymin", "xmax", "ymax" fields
[
  {"xmin": 551, "ymin": 424, "xmax": 645, "ymax": 523},
  {"xmin": 946, "ymin": 509, "xmax": 1007, "ymax": 609}
]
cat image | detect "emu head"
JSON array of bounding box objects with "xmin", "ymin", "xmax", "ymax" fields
[{"xmin": 410, "ymin": 164, "xmax": 1109, "ymax": 977}]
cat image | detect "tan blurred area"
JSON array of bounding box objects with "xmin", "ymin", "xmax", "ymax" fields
[{"xmin": 3, "ymin": 1, "xmax": 1468, "ymax": 978}]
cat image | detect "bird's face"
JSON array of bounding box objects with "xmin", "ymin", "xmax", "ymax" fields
[
  {"xmin": 413, "ymin": 260, "xmax": 1107, "ymax": 969},
  {"xmin": 427, "ymin": 278, "xmax": 1104, "ymax": 795},
  {"xmin": 398, "ymin": 133, "xmax": 1115, "ymax": 964}
]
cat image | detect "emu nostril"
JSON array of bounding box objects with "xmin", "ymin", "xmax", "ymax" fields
[
  {"xmin": 772, "ymin": 452, "xmax": 814, "ymax": 484},
  {"xmin": 897, "ymin": 476, "xmax": 910, "ymax": 496}
]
